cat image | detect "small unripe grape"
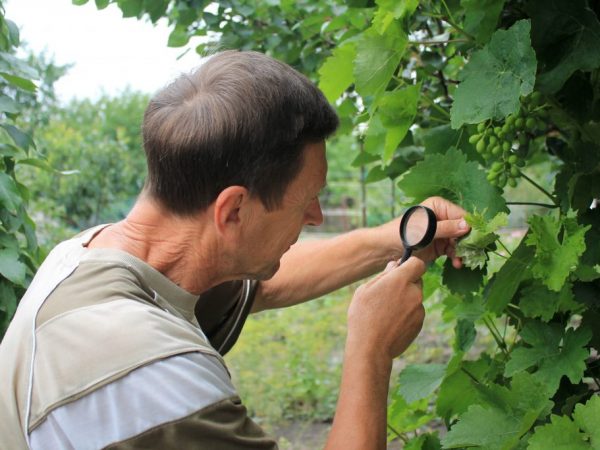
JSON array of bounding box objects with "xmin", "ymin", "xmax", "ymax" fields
[
  {"xmin": 469, "ymin": 134, "xmax": 481, "ymax": 144},
  {"xmin": 494, "ymin": 126, "xmax": 502, "ymax": 135},
  {"xmin": 526, "ymin": 117, "xmax": 536, "ymax": 130},
  {"xmin": 476, "ymin": 139, "xmax": 486, "ymax": 152},
  {"xmin": 510, "ymin": 166, "xmax": 520, "ymax": 177},
  {"xmin": 508, "ymin": 177, "xmax": 517, "ymax": 188},
  {"xmin": 506, "ymin": 115, "xmax": 516, "ymax": 126},
  {"xmin": 516, "ymin": 159, "xmax": 526, "ymax": 167},
  {"xmin": 489, "ymin": 136, "xmax": 498, "ymax": 145},
  {"xmin": 518, "ymin": 134, "xmax": 528, "ymax": 146},
  {"xmin": 498, "ymin": 173, "xmax": 507, "ymax": 187},
  {"xmin": 530, "ymin": 91, "xmax": 542, "ymax": 106},
  {"xmin": 487, "ymin": 172, "xmax": 497, "ymax": 182},
  {"xmin": 491, "ymin": 161, "xmax": 504, "ymax": 171},
  {"xmin": 492, "ymin": 145, "xmax": 502, "ymax": 155},
  {"xmin": 502, "ymin": 141, "xmax": 511, "ymax": 152},
  {"xmin": 515, "ymin": 118, "xmax": 525, "ymax": 128},
  {"xmin": 477, "ymin": 122, "xmax": 486, "ymax": 133},
  {"xmin": 508, "ymin": 154, "xmax": 518, "ymax": 164}
]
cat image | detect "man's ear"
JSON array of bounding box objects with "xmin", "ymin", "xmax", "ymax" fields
[{"xmin": 213, "ymin": 186, "xmax": 250, "ymax": 235}]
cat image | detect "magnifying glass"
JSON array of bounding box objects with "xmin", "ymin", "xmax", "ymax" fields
[{"xmin": 399, "ymin": 205, "xmax": 437, "ymax": 264}]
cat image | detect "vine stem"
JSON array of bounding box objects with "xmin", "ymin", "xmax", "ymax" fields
[
  {"xmin": 491, "ymin": 250, "xmax": 509, "ymax": 259},
  {"xmin": 421, "ymin": 94, "xmax": 450, "ymax": 118},
  {"xmin": 461, "ymin": 367, "xmax": 481, "ymax": 384},
  {"xmin": 387, "ymin": 424, "xmax": 408, "ymax": 443},
  {"xmin": 439, "ymin": 0, "xmax": 475, "ymax": 41},
  {"xmin": 506, "ymin": 201, "xmax": 559, "ymax": 208},
  {"xmin": 518, "ymin": 171, "xmax": 558, "ymax": 205},
  {"xmin": 482, "ymin": 316, "xmax": 508, "ymax": 355},
  {"xmin": 496, "ymin": 239, "xmax": 512, "ymax": 256}
]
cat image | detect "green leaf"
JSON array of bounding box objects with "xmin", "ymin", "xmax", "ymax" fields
[
  {"xmin": 0, "ymin": 172, "xmax": 22, "ymax": 214},
  {"xmin": 441, "ymin": 404, "xmax": 522, "ymax": 449},
  {"xmin": 0, "ymin": 94, "xmax": 20, "ymax": 114},
  {"xmin": 442, "ymin": 258, "xmax": 485, "ymax": 295},
  {"xmin": 95, "ymin": 0, "xmax": 109, "ymax": 8},
  {"xmin": 143, "ymin": 0, "xmax": 168, "ymax": 23},
  {"xmin": 1, "ymin": 124, "xmax": 34, "ymax": 151},
  {"xmin": 505, "ymin": 322, "xmax": 591, "ymax": 393},
  {"xmin": 168, "ymin": 26, "xmax": 190, "ymax": 48},
  {"xmin": 528, "ymin": 415, "xmax": 590, "ymax": 450},
  {"xmin": 442, "ymin": 372, "xmax": 552, "ymax": 449},
  {"xmin": 450, "ymin": 20, "xmax": 537, "ymax": 128},
  {"xmin": 519, "ymin": 281, "xmax": 581, "ymax": 322},
  {"xmin": 318, "ymin": 42, "xmax": 356, "ymax": 103},
  {"xmin": 373, "ymin": 0, "xmax": 419, "ymax": 34},
  {"xmin": 398, "ymin": 363, "xmax": 446, "ymax": 403},
  {"xmin": 404, "ymin": 433, "xmax": 441, "ymax": 450},
  {"xmin": 461, "ymin": 0, "xmax": 504, "ymax": 43},
  {"xmin": 0, "ymin": 248, "xmax": 26, "ymax": 286},
  {"xmin": 0, "ymin": 72, "xmax": 37, "ymax": 92},
  {"xmin": 376, "ymin": 84, "xmax": 420, "ymax": 162},
  {"xmin": 388, "ymin": 391, "xmax": 433, "ymax": 434},
  {"xmin": 354, "ymin": 22, "xmax": 408, "ymax": 97},
  {"xmin": 436, "ymin": 356, "xmax": 489, "ymax": 419},
  {"xmin": 0, "ymin": 280, "xmax": 17, "ymax": 318},
  {"xmin": 526, "ymin": 213, "xmax": 590, "ymax": 292},
  {"xmin": 485, "ymin": 235, "xmax": 534, "ymax": 314},
  {"xmin": 573, "ymin": 395, "xmax": 600, "ymax": 448},
  {"xmin": 456, "ymin": 211, "xmax": 508, "ymax": 269},
  {"xmin": 454, "ymin": 319, "xmax": 476, "ymax": 352},
  {"xmin": 398, "ymin": 147, "xmax": 507, "ymax": 219},
  {"xmin": 116, "ymin": 0, "xmax": 143, "ymax": 18},
  {"xmin": 527, "ymin": 0, "xmax": 600, "ymax": 94},
  {"xmin": 72, "ymin": 0, "xmax": 90, "ymax": 5}
]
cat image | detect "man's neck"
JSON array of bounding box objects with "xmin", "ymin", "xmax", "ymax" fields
[{"xmin": 87, "ymin": 198, "xmax": 227, "ymax": 295}]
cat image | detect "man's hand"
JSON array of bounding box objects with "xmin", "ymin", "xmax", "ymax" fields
[
  {"xmin": 346, "ymin": 257, "xmax": 427, "ymax": 360},
  {"xmin": 378, "ymin": 196, "xmax": 470, "ymax": 269},
  {"xmin": 417, "ymin": 196, "xmax": 470, "ymax": 269}
]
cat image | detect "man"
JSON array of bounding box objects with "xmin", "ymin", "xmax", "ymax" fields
[{"xmin": 0, "ymin": 50, "xmax": 469, "ymax": 449}]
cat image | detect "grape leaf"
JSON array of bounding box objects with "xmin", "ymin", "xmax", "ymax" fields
[
  {"xmin": 398, "ymin": 363, "xmax": 447, "ymax": 403},
  {"xmin": 519, "ymin": 281, "xmax": 581, "ymax": 322},
  {"xmin": 376, "ymin": 84, "xmax": 421, "ymax": 162},
  {"xmin": 404, "ymin": 434, "xmax": 441, "ymax": 450},
  {"xmin": 354, "ymin": 22, "xmax": 408, "ymax": 97},
  {"xmin": 318, "ymin": 42, "xmax": 356, "ymax": 103},
  {"xmin": 450, "ymin": 20, "xmax": 537, "ymax": 128},
  {"xmin": 0, "ymin": 248, "xmax": 26, "ymax": 286},
  {"xmin": 442, "ymin": 258, "xmax": 485, "ymax": 295},
  {"xmin": 528, "ymin": 415, "xmax": 590, "ymax": 450},
  {"xmin": 441, "ymin": 404, "xmax": 523, "ymax": 449},
  {"xmin": 398, "ymin": 147, "xmax": 508, "ymax": 220},
  {"xmin": 387, "ymin": 392, "xmax": 433, "ymax": 435},
  {"xmin": 442, "ymin": 373, "xmax": 552, "ymax": 449},
  {"xmin": 454, "ymin": 319, "xmax": 476, "ymax": 352},
  {"xmin": 461, "ymin": 0, "xmax": 504, "ymax": 44},
  {"xmin": 573, "ymin": 395, "xmax": 600, "ymax": 448},
  {"xmin": 526, "ymin": 213, "xmax": 590, "ymax": 292},
  {"xmin": 485, "ymin": 235, "xmax": 534, "ymax": 314},
  {"xmin": 436, "ymin": 356, "xmax": 489, "ymax": 420},
  {"xmin": 504, "ymin": 322, "xmax": 591, "ymax": 393},
  {"xmin": 456, "ymin": 211, "xmax": 508, "ymax": 269},
  {"xmin": 527, "ymin": 0, "xmax": 600, "ymax": 94}
]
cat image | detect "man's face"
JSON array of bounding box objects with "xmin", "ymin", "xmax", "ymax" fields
[{"xmin": 240, "ymin": 141, "xmax": 327, "ymax": 279}]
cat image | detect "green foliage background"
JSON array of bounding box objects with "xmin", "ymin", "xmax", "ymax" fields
[{"xmin": 2, "ymin": 0, "xmax": 600, "ymax": 447}]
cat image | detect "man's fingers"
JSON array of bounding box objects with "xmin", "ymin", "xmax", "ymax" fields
[
  {"xmin": 435, "ymin": 218, "xmax": 470, "ymax": 239},
  {"xmin": 398, "ymin": 256, "xmax": 427, "ymax": 283}
]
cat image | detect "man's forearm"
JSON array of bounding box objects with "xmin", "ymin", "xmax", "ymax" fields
[
  {"xmin": 253, "ymin": 225, "xmax": 402, "ymax": 311},
  {"xmin": 325, "ymin": 343, "xmax": 392, "ymax": 450}
]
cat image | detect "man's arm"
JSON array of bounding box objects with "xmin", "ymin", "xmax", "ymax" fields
[
  {"xmin": 253, "ymin": 196, "xmax": 469, "ymax": 312},
  {"xmin": 325, "ymin": 257, "xmax": 427, "ymax": 449}
]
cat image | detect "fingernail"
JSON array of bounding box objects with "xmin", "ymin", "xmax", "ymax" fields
[{"xmin": 459, "ymin": 219, "xmax": 468, "ymax": 230}]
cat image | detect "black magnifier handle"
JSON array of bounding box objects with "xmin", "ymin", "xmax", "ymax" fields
[{"xmin": 399, "ymin": 248, "xmax": 412, "ymax": 265}]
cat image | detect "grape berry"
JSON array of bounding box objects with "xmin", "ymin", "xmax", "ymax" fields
[{"xmin": 469, "ymin": 92, "xmax": 547, "ymax": 188}]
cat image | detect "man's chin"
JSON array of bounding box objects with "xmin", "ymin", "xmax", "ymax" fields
[{"xmin": 256, "ymin": 261, "xmax": 281, "ymax": 280}]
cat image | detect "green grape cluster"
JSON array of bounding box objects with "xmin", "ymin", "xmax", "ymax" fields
[{"xmin": 468, "ymin": 92, "xmax": 548, "ymax": 188}]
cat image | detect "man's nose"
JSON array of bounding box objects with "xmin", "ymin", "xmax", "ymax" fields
[{"xmin": 304, "ymin": 198, "xmax": 324, "ymax": 227}]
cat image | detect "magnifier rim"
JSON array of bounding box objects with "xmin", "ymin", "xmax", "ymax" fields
[{"xmin": 399, "ymin": 205, "xmax": 437, "ymax": 250}]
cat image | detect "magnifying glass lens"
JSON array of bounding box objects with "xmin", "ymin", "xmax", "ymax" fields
[
  {"xmin": 404, "ymin": 208, "xmax": 429, "ymax": 247},
  {"xmin": 398, "ymin": 205, "xmax": 437, "ymax": 264}
]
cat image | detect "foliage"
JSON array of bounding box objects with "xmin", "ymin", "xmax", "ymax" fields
[
  {"xmin": 0, "ymin": 3, "xmax": 46, "ymax": 337},
  {"xmin": 78, "ymin": 0, "xmax": 600, "ymax": 447},
  {"xmin": 17, "ymin": 91, "xmax": 149, "ymax": 247}
]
